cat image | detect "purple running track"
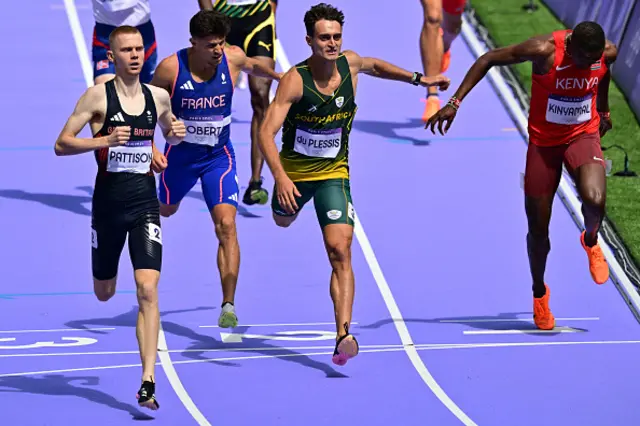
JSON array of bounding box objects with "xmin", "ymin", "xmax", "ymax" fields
[{"xmin": 1, "ymin": 1, "xmax": 639, "ymax": 425}]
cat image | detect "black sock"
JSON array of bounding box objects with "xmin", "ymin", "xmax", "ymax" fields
[{"xmin": 532, "ymin": 283, "xmax": 546, "ymax": 298}]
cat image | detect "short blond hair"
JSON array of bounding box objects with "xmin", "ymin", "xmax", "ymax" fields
[{"xmin": 108, "ymin": 25, "xmax": 142, "ymax": 48}]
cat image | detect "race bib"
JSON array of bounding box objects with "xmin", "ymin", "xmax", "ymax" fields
[
  {"xmin": 226, "ymin": 0, "xmax": 259, "ymax": 5},
  {"xmin": 183, "ymin": 115, "xmax": 231, "ymax": 147},
  {"xmin": 545, "ymin": 94, "xmax": 592, "ymax": 125},
  {"xmin": 294, "ymin": 127, "xmax": 342, "ymax": 158},
  {"xmin": 99, "ymin": 0, "xmax": 138, "ymax": 12},
  {"xmin": 106, "ymin": 140, "xmax": 152, "ymax": 174}
]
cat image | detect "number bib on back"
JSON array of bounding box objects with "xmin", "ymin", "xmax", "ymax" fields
[
  {"xmin": 107, "ymin": 140, "xmax": 152, "ymax": 173},
  {"xmin": 183, "ymin": 115, "xmax": 231, "ymax": 147},
  {"xmin": 545, "ymin": 94, "xmax": 592, "ymax": 125},
  {"xmin": 294, "ymin": 127, "xmax": 342, "ymax": 158}
]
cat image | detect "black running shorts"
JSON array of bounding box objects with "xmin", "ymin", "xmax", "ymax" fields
[
  {"xmin": 226, "ymin": 6, "xmax": 275, "ymax": 59},
  {"xmin": 91, "ymin": 209, "xmax": 163, "ymax": 281}
]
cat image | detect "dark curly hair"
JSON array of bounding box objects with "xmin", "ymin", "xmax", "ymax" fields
[
  {"xmin": 189, "ymin": 10, "xmax": 231, "ymax": 39},
  {"xmin": 304, "ymin": 3, "xmax": 345, "ymax": 36}
]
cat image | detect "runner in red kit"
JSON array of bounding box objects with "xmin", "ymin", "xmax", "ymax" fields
[
  {"xmin": 426, "ymin": 21, "xmax": 616, "ymax": 330},
  {"xmin": 419, "ymin": 0, "xmax": 465, "ymax": 121}
]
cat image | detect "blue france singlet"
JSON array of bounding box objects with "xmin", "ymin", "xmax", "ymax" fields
[{"xmin": 171, "ymin": 48, "xmax": 234, "ymax": 151}]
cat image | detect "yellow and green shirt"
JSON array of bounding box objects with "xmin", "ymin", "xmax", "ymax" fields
[{"xmin": 280, "ymin": 54, "xmax": 358, "ymax": 182}]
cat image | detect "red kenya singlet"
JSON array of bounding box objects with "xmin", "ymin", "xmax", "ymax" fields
[{"xmin": 528, "ymin": 30, "xmax": 608, "ymax": 146}]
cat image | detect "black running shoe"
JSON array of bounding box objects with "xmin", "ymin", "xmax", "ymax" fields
[
  {"xmin": 332, "ymin": 323, "xmax": 359, "ymax": 366},
  {"xmin": 137, "ymin": 380, "xmax": 159, "ymax": 410},
  {"xmin": 242, "ymin": 178, "xmax": 269, "ymax": 205}
]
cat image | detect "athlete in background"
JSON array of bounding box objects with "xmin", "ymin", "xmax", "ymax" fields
[
  {"xmin": 198, "ymin": 0, "xmax": 277, "ymax": 207},
  {"xmin": 259, "ymin": 3, "xmax": 450, "ymax": 366},
  {"xmin": 55, "ymin": 25, "xmax": 186, "ymax": 410},
  {"xmin": 420, "ymin": 0, "xmax": 465, "ymax": 121},
  {"xmin": 150, "ymin": 10, "xmax": 282, "ymax": 328},
  {"xmin": 91, "ymin": 0, "xmax": 158, "ymax": 84},
  {"xmin": 426, "ymin": 21, "xmax": 615, "ymax": 330}
]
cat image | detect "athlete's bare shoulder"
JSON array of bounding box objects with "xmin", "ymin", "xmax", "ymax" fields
[
  {"xmin": 81, "ymin": 83, "xmax": 108, "ymax": 116},
  {"xmin": 341, "ymin": 50, "xmax": 362, "ymax": 71},
  {"xmin": 150, "ymin": 53, "xmax": 179, "ymax": 93},
  {"xmin": 278, "ymin": 66, "xmax": 303, "ymax": 102}
]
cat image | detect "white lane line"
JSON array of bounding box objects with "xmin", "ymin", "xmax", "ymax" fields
[
  {"xmin": 463, "ymin": 327, "xmax": 584, "ymax": 335},
  {"xmin": 199, "ymin": 321, "xmax": 358, "ymax": 328},
  {"xmin": 440, "ymin": 317, "xmax": 599, "ymax": 323},
  {"xmin": 275, "ymin": 32, "xmax": 477, "ymax": 425},
  {"xmin": 63, "ymin": 0, "xmax": 93, "ymax": 88},
  {"xmin": 354, "ymin": 221, "xmax": 477, "ymax": 425},
  {"xmin": 0, "ymin": 328, "xmax": 115, "ymax": 334},
  {"xmin": 5, "ymin": 339, "xmax": 640, "ymax": 377},
  {"xmin": 62, "ymin": 3, "xmax": 207, "ymax": 423},
  {"xmin": 157, "ymin": 327, "xmax": 211, "ymax": 425}
]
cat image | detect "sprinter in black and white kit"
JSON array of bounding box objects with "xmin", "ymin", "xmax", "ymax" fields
[{"xmin": 54, "ymin": 25, "xmax": 186, "ymax": 411}]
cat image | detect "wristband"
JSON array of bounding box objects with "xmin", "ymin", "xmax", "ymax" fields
[
  {"xmin": 447, "ymin": 96, "xmax": 461, "ymax": 110},
  {"xmin": 598, "ymin": 111, "xmax": 610, "ymax": 119},
  {"xmin": 410, "ymin": 72, "xmax": 422, "ymax": 86}
]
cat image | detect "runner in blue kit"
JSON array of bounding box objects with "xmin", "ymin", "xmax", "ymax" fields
[{"xmin": 150, "ymin": 10, "xmax": 281, "ymax": 327}]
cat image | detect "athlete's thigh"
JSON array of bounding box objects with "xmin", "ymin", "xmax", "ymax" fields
[
  {"xmin": 91, "ymin": 214, "xmax": 128, "ymax": 281},
  {"xmin": 524, "ymin": 142, "xmax": 565, "ymax": 198},
  {"xmin": 312, "ymin": 178, "xmax": 356, "ymax": 229},
  {"xmin": 563, "ymin": 131, "xmax": 606, "ymax": 198},
  {"xmin": 127, "ymin": 210, "xmax": 163, "ymax": 274},
  {"xmin": 563, "ymin": 131, "xmax": 605, "ymax": 176},
  {"xmin": 200, "ymin": 146, "xmax": 240, "ymax": 211},
  {"xmin": 270, "ymin": 180, "xmax": 316, "ymax": 218},
  {"xmin": 158, "ymin": 143, "xmax": 200, "ymax": 207},
  {"xmin": 442, "ymin": 0, "xmax": 466, "ymax": 16}
]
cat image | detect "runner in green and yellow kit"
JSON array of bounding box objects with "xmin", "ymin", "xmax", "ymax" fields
[{"xmin": 258, "ymin": 3, "xmax": 450, "ymax": 366}]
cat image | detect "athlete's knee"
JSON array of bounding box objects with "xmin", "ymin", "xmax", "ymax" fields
[
  {"xmin": 215, "ymin": 213, "xmax": 237, "ymax": 242},
  {"xmin": 159, "ymin": 202, "xmax": 179, "ymax": 217},
  {"xmin": 93, "ymin": 278, "xmax": 116, "ymax": 302},
  {"xmin": 250, "ymin": 84, "xmax": 270, "ymax": 113},
  {"xmin": 582, "ymin": 186, "xmax": 606, "ymax": 209},
  {"xmin": 324, "ymin": 227, "xmax": 353, "ymax": 266},
  {"xmin": 273, "ymin": 212, "xmax": 296, "ymax": 227},
  {"xmin": 326, "ymin": 239, "xmax": 352, "ymax": 267},
  {"xmin": 134, "ymin": 269, "xmax": 159, "ymax": 304},
  {"xmin": 420, "ymin": 0, "xmax": 442, "ymax": 25}
]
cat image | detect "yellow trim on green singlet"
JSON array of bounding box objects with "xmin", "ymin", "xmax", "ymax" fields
[
  {"xmin": 243, "ymin": 11, "xmax": 275, "ymax": 55},
  {"xmin": 212, "ymin": 0, "xmax": 270, "ymax": 18}
]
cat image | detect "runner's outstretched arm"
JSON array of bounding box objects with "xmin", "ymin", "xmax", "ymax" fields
[
  {"xmin": 450, "ymin": 38, "xmax": 547, "ymax": 102},
  {"xmin": 425, "ymin": 37, "xmax": 549, "ymax": 134},
  {"xmin": 257, "ymin": 69, "xmax": 303, "ymax": 213},
  {"xmin": 226, "ymin": 45, "xmax": 283, "ymax": 81},
  {"xmin": 54, "ymin": 86, "xmax": 129, "ymax": 156},
  {"xmin": 342, "ymin": 50, "xmax": 450, "ymax": 89}
]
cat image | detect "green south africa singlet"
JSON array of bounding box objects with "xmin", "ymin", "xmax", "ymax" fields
[{"xmin": 279, "ymin": 54, "xmax": 357, "ymax": 182}]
